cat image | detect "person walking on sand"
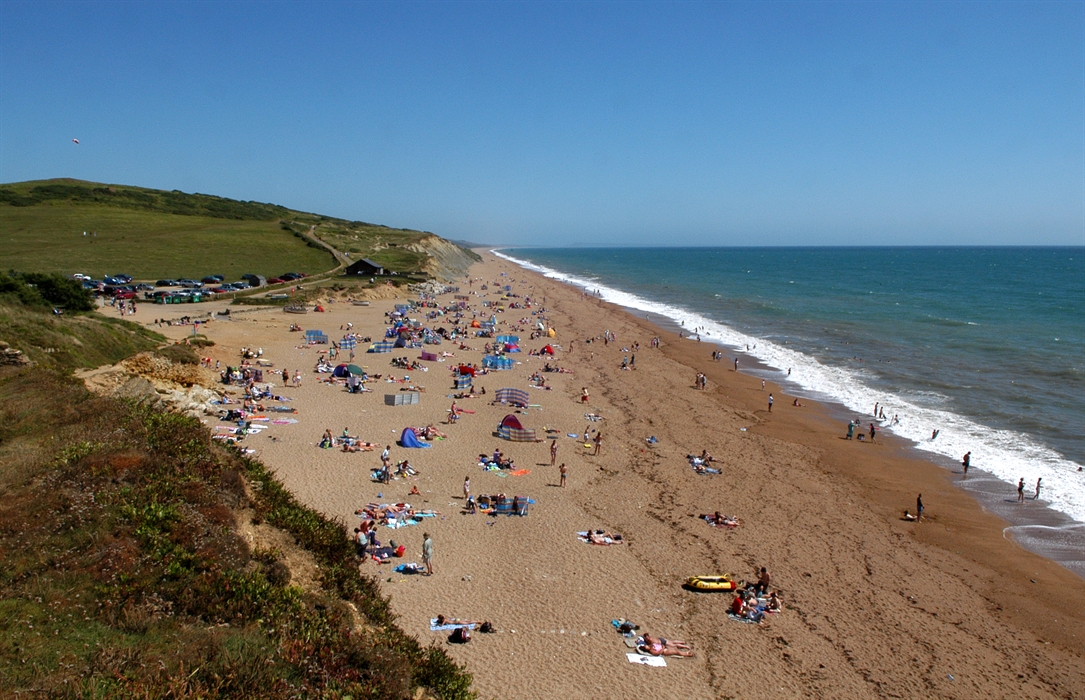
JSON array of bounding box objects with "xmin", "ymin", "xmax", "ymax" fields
[
  {"xmin": 550, "ymin": 439, "xmax": 558, "ymax": 466},
  {"xmin": 1035, "ymin": 478, "xmax": 1042, "ymax": 500},
  {"xmin": 1017, "ymin": 478, "xmax": 1025, "ymax": 503},
  {"xmin": 581, "ymin": 387, "xmax": 590, "ymax": 403},
  {"xmin": 559, "ymin": 462, "xmax": 567, "ymax": 488},
  {"xmin": 962, "ymin": 452, "xmax": 971, "ymax": 475},
  {"xmin": 422, "ymin": 533, "xmax": 434, "ymax": 575},
  {"xmin": 916, "ymin": 494, "xmax": 924, "ymax": 520},
  {"xmin": 767, "ymin": 394, "xmax": 773, "ymax": 412},
  {"xmin": 869, "ymin": 423, "xmax": 877, "ymax": 443}
]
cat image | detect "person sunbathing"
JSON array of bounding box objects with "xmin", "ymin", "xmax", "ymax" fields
[
  {"xmin": 641, "ymin": 633, "xmax": 693, "ymax": 657},
  {"xmin": 408, "ymin": 485, "xmax": 421, "ymax": 496},
  {"xmin": 435, "ymin": 615, "xmax": 482, "ymax": 627}
]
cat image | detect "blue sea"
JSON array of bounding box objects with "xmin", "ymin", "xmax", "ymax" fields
[{"xmin": 496, "ymin": 247, "xmax": 1085, "ymax": 530}]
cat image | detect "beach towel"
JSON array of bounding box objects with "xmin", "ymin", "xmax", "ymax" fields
[
  {"xmin": 430, "ymin": 619, "xmax": 476, "ymax": 631},
  {"xmin": 727, "ymin": 613, "xmax": 761, "ymax": 625},
  {"xmin": 393, "ymin": 563, "xmax": 423, "ymax": 574},
  {"xmin": 626, "ymin": 653, "xmax": 666, "ymax": 667},
  {"xmin": 509, "ymin": 469, "xmax": 530, "ymax": 476},
  {"xmin": 494, "ymin": 387, "xmax": 530, "ymax": 407},
  {"xmin": 399, "ymin": 427, "xmax": 431, "ymax": 448}
]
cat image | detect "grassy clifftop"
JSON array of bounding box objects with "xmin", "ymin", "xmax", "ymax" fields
[{"xmin": 1, "ymin": 179, "xmax": 479, "ymax": 281}]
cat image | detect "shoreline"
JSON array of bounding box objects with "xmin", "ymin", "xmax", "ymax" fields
[
  {"xmin": 143, "ymin": 251, "xmax": 1084, "ymax": 699},
  {"xmin": 497, "ymin": 250, "xmax": 1085, "ymax": 579}
]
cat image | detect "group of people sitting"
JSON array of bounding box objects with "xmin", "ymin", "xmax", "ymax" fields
[
  {"xmin": 319, "ymin": 428, "xmax": 379, "ymax": 452},
  {"xmin": 478, "ymin": 450, "xmax": 517, "ymax": 470},
  {"xmin": 463, "ymin": 493, "xmax": 529, "ymax": 516},
  {"xmin": 688, "ymin": 452, "xmax": 721, "ymax": 474},
  {"xmin": 729, "ymin": 568, "xmax": 782, "ymax": 624}
]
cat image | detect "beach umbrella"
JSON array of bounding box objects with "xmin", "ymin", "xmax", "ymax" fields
[{"xmin": 346, "ymin": 364, "xmax": 365, "ymax": 375}]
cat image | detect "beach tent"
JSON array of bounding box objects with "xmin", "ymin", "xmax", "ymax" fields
[
  {"xmin": 496, "ymin": 335, "xmax": 519, "ymax": 345},
  {"xmin": 496, "ymin": 414, "xmax": 537, "ymax": 442},
  {"xmin": 540, "ymin": 345, "xmax": 555, "ymax": 355},
  {"xmin": 494, "ymin": 388, "xmax": 530, "ymax": 407},
  {"xmin": 398, "ymin": 427, "xmax": 430, "ymax": 448},
  {"xmin": 332, "ymin": 364, "xmax": 351, "ymax": 378},
  {"xmin": 499, "ymin": 414, "xmax": 523, "ymax": 430}
]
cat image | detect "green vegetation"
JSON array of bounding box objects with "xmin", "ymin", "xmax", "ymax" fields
[
  {"xmin": 1, "ymin": 178, "xmax": 477, "ymax": 281},
  {"xmin": 0, "ymin": 271, "xmax": 95, "ymax": 312},
  {"xmin": 0, "ymin": 369, "xmax": 474, "ymax": 698},
  {"xmin": 0, "ymin": 289, "xmax": 474, "ymax": 698},
  {"xmin": 0, "ymin": 299, "xmax": 163, "ymax": 371}
]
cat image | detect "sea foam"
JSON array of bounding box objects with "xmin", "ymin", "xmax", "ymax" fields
[{"xmin": 494, "ymin": 249, "xmax": 1085, "ymax": 524}]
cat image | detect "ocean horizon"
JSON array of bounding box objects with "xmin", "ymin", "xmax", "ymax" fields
[{"xmin": 495, "ymin": 246, "xmax": 1085, "ymax": 535}]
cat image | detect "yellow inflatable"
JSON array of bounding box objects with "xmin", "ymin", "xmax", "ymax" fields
[{"xmin": 685, "ymin": 575, "xmax": 738, "ymax": 592}]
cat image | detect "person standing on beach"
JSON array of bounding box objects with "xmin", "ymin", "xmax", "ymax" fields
[
  {"xmin": 1035, "ymin": 478, "xmax": 1042, "ymax": 500},
  {"xmin": 734, "ymin": 358, "xmax": 739, "ymax": 371},
  {"xmin": 1017, "ymin": 478, "xmax": 1025, "ymax": 503},
  {"xmin": 422, "ymin": 533, "xmax": 434, "ymax": 575},
  {"xmin": 767, "ymin": 394, "xmax": 773, "ymax": 412},
  {"xmin": 550, "ymin": 440, "xmax": 558, "ymax": 466},
  {"xmin": 463, "ymin": 475, "xmax": 470, "ymax": 501},
  {"xmin": 916, "ymin": 494, "xmax": 924, "ymax": 520},
  {"xmin": 874, "ymin": 402, "xmax": 879, "ymax": 417},
  {"xmin": 559, "ymin": 462, "xmax": 567, "ymax": 488},
  {"xmin": 846, "ymin": 421, "xmax": 855, "ymax": 440},
  {"xmin": 761, "ymin": 379, "xmax": 765, "ymax": 391},
  {"xmin": 869, "ymin": 423, "xmax": 877, "ymax": 442},
  {"xmin": 962, "ymin": 451, "xmax": 971, "ymax": 475},
  {"xmin": 593, "ymin": 432, "xmax": 603, "ymax": 455}
]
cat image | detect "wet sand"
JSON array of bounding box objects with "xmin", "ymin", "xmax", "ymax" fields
[{"xmin": 146, "ymin": 251, "xmax": 1085, "ymax": 699}]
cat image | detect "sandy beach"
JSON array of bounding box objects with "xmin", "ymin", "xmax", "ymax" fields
[{"xmin": 146, "ymin": 251, "xmax": 1085, "ymax": 699}]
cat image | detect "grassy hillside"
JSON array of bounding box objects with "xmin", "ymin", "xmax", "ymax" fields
[
  {"xmin": 0, "ymin": 295, "xmax": 474, "ymax": 698},
  {"xmin": 1, "ymin": 179, "xmax": 477, "ymax": 280}
]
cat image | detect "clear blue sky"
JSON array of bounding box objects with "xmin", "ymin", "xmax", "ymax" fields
[{"xmin": 1, "ymin": 1, "xmax": 1082, "ymax": 246}]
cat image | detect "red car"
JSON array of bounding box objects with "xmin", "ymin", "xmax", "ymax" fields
[{"xmin": 114, "ymin": 290, "xmax": 137, "ymax": 300}]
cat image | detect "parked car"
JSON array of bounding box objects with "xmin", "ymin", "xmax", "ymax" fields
[
  {"xmin": 280, "ymin": 272, "xmax": 301, "ymax": 281},
  {"xmin": 135, "ymin": 283, "xmax": 154, "ymax": 291},
  {"xmin": 267, "ymin": 277, "xmax": 284, "ymax": 285},
  {"xmin": 179, "ymin": 279, "xmax": 202, "ymax": 288},
  {"xmin": 111, "ymin": 274, "xmax": 133, "ymax": 284},
  {"xmin": 232, "ymin": 281, "xmax": 251, "ymax": 290},
  {"xmin": 114, "ymin": 290, "xmax": 137, "ymax": 300},
  {"xmin": 156, "ymin": 279, "xmax": 178, "ymax": 287},
  {"xmin": 82, "ymin": 280, "xmax": 101, "ymax": 289}
]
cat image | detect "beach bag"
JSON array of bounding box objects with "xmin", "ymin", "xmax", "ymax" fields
[
  {"xmin": 479, "ymin": 621, "xmax": 494, "ymax": 634},
  {"xmin": 449, "ymin": 627, "xmax": 471, "ymax": 644}
]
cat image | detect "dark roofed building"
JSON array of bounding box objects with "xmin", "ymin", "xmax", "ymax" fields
[{"xmin": 345, "ymin": 259, "xmax": 385, "ymax": 276}]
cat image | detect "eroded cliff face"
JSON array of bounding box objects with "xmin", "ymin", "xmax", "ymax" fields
[{"xmin": 405, "ymin": 235, "xmax": 481, "ymax": 282}]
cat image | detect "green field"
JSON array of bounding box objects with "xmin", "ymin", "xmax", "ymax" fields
[
  {"xmin": 0, "ymin": 203, "xmax": 335, "ymax": 281},
  {"xmin": 1, "ymin": 178, "xmax": 479, "ymax": 283}
]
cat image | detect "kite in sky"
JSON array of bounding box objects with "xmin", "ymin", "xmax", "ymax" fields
[{"xmin": 72, "ymin": 138, "xmax": 79, "ymax": 144}]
